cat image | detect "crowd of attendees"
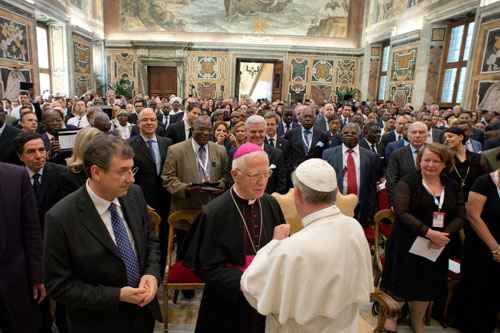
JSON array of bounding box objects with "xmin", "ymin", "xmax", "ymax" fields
[{"xmin": 0, "ymin": 89, "xmax": 499, "ymax": 333}]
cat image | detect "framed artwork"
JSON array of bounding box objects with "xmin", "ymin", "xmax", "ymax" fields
[
  {"xmin": 477, "ymin": 80, "xmax": 500, "ymax": 112},
  {"xmin": 481, "ymin": 27, "xmax": 500, "ymax": 74},
  {"xmin": 431, "ymin": 28, "xmax": 446, "ymax": 42}
]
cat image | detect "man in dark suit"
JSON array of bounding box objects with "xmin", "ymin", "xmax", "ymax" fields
[
  {"xmin": 380, "ymin": 115, "xmax": 408, "ymax": 155},
  {"xmin": 128, "ymin": 108, "xmax": 172, "ymax": 276},
  {"xmin": 359, "ymin": 122, "xmax": 384, "ymax": 177},
  {"xmin": 285, "ymin": 105, "xmax": 330, "ymax": 172},
  {"xmin": 15, "ymin": 131, "xmax": 66, "ymax": 332},
  {"xmin": 166, "ymin": 102, "xmax": 201, "ymax": 144},
  {"xmin": 156, "ymin": 108, "xmax": 183, "ymax": 133},
  {"xmin": 422, "ymin": 113, "xmax": 443, "ymax": 143},
  {"xmin": 41, "ymin": 108, "xmax": 77, "ymax": 164},
  {"xmin": 44, "ymin": 135, "xmax": 162, "ymax": 333},
  {"xmin": 245, "ymin": 115, "xmax": 287, "ymax": 194},
  {"xmin": 264, "ymin": 111, "xmax": 289, "ymax": 153},
  {"xmin": 0, "ymin": 162, "xmax": 45, "ymax": 333},
  {"xmin": 0, "ymin": 105, "xmax": 21, "ymax": 164},
  {"xmin": 277, "ymin": 108, "xmax": 299, "ymax": 137},
  {"xmin": 314, "ymin": 103, "xmax": 335, "ymax": 133},
  {"xmin": 386, "ymin": 121, "xmax": 428, "ymax": 203},
  {"xmin": 322, "ymin": 123, "xmax": 379, "ymax": 226}
]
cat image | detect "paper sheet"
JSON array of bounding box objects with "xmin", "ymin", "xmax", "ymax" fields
[
  {"xmin": 59, "ymin": 132, "xmax": 78, "ymax": 150},
  {"xmin": 409, "ymin": 236, "xmax": 444, "ymax": 262}
]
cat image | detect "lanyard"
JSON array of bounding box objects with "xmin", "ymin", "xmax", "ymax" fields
[
  {"xmin": 422, "ymin": 179, "xmax": 445, "ymax": 211},
  {"xmin": 193, "ymin": 143, "xmax": 209, "ymax": 177}
]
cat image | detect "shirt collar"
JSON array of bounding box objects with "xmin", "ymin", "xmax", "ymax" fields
[
  {"xmin": 302, "ymin": 205, "xmax": 340, "ymax": 228},
  {"xmin": 85, "ymin": 180, "xmax": 121, "ymax": 216},
  {"xmin": 0, "ymin": 122, "xmax": 5, "ymax": 136},
  {"xmin": 141, "ymin": 134, "xmax": 157, "ymax": 144},
  {"xmin": 26, "ymin": 166, "xmax": 44, "ymax": 179},
  {"xmin": 191, "ymin": 138, "xmax": 205, "ymax": 151},
  {"xmin": 232, "ymin": 186, "xmax": 257, "ymax": 205},
  {"xmin": 342, "ymin": 144, "xmax": 359, "ymax": 154}
]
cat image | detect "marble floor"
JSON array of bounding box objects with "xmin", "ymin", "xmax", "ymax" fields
[{"xmin": 155, "ymin": 289, "xmax": 464, "ymax": 333}]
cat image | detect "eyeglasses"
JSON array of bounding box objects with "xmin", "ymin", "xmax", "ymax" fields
[{"xmin": 115, "ymin": 166, "xmax": 139, "ymax": 178}]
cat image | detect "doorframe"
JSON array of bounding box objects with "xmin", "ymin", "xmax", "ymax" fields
[{"xmin": 234, "ymin": 57, "xmax": 284, "ymax": 101}]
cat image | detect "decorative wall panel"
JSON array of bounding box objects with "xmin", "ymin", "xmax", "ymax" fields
[
  {"xmin": 287, "ymin": 54, "xmax": 359, "ymax": 104},
  {"xmin": 73, "ymin": 33, "xmax": 92, "ymax": 95},
  {"xmin": 107, "ymin": 50, "xmax": 137, "ymax": 97},
  {"xmin": 387, "ymin": 43, "xmax": 418, "ymax": 106},
  {"xmin": 186, "ymin": 51, "xmax": 229, "ymax": 99},
  {"xmin": 367, "ymin": 46, "xmax": 381, "ymax": 101}
]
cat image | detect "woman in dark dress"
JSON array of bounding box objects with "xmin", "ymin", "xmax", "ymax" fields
[
  {"xmin": 381, "ymin": 143, "xmax": 466, "ymax": 333},
  {"xmin": 458, "ymin": 156, "xmax": 500, "ymax": 333},
  {"xmin": 443, "ymin": 126, "xmax": 486, "ymax": 199}
]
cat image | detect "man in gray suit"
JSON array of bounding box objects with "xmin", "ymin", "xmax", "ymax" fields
[
  {"xmin": 161, "ymin": 116, "xmax": 229, "ymax": 211},
  {"xmin": 386, "ymin": 121, "xmax": 428, "ymax": 204},
  {"xmin": 314, "ymin": 103, "xmax": 335, "ymax": 133}
]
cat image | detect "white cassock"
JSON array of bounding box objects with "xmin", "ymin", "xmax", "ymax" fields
[{"xmin": 241, "ymin": 205, "xmax": 374, "ymax": 333}]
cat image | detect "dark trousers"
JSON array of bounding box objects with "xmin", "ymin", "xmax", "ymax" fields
[{"xmin": 0, "ymin": 293, "xmax": 12, "ymax": 333}]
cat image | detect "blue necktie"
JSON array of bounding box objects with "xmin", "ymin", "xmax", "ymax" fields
[
  {"xmin": 109, "ymin": 203, "xmax": 140, "ymax": 287},
  {"xmin": 147, "ymin": 139, "xmax": 159, "ymax": 174}
]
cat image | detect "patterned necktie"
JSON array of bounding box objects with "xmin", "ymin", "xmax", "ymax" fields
[
  {"xmin": 147, "ymin": 139, "xmax": 159, "ymax": 174},
  {"xmin": 346, "ymin": 149, "xmax": 358, "ymax": 195},
  {"xmin": 198, "ymin": 145, "xmax": 208, "ymax": 180},
  {"xmin": 32, "ymin": 173, "xmax": 41, "ymax": 203},
  {"xmin": 304, "ymin": 129, "xmax": 312, "ymax": 151},
  {"xmin": 188, "ymin": 127, "xmax": 193, "ymax": 138},
  {"xmin": 109, "ymin": 203, "xmax": 140, "ymax": 287}
]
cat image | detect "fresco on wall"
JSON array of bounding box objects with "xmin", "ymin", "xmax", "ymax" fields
[
  {"xmin": 0, "ymin": 67, "xmax": 31, "ymax": 100},
  {"xmin": 121, "ymin": 0, "xmax": 350, "ymax": 38},
  {"xmin": 369, "ymin": 0, "xmax": 423, "ymax": 25},
  {"xmin": 197, "ymin": 57, "xmax": 218, "ymax": 80},
  {"xmin": 0, "ymin": 16, "xmax": 30, "ymax": 63},
  {"xmin": 336, "ymin": 58, "xmax": 356, "ymax": 86},
  {"xmin": 73, "ymin": 35, "xmax": 92, "ymax": 96},
  {"xmin": 481, "ymin": 27, "xmax": 500, "ymax": 73},
  {"xmin": 477, "ymin": 80, "xmax": 500, "ymax": 112},
  {"xmin": 311, "ymin": 85, "xmax": 332, "ymax": 104},
  {"xmin": 312, "ymin": 60, "xmax": 333, "ymax": 83}
]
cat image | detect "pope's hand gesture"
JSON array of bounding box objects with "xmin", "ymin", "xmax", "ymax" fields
[{"xmin": 273, "ymin": 224, "xmax": 290, "ymax": 240}]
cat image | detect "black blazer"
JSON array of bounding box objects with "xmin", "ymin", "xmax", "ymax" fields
[
  {"xmin": 166, "ymin": 119, "xmax": 188, "ymax": 144},
  {"xmin": 380, "ymin": 131, "xmax": 398, "ymax": 155},
  {"xmin": 359, "ymin": 138, "xmax": 385, "ymax": 177},
  {"xmin": 156, "ymin": 112, "xmax": 183, "ymax": 132},
  {"xmin": 277, "ymin": 121, "xmax": 299, "ymax": 138},
  {"xmin": 285, "ymin": 126, "xmax": 330, "ymax": 171},
  {"xmin": 44, "ymin": 185, "xmax": 162, "ymax": 332},
  {"xmin": 264, "ymin": 136, "xmax": 289, "ymax": 153},
  {"xmin": 386, "ymin": 145, "xmax": 417, "ymax": 204},
  {"xmin": 128, "ymin": 135, "xmax": 172, "ymax": 219},
  {"xmin": 0, "ymin": 124, "xmax": 21, "ymax": 164},
  {"xmin": 35, "ymin": 162, "xmax": 66, "ymax": 231},
  {"xmin": 0, "ymin": 163, "xmax": 42, "ymax": 332},
  {"xmin": 322, "ymin": 145, "xmax": 378, "ymax": 225},
  {"xmin": 263, "ymin": 144, "xmax": 288, "ymax": 195},
  {"xmin": 60, "ymin": 167, "xmax": 87, "ymax": 198}
]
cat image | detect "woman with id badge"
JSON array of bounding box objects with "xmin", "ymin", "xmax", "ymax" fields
[{"xmin": 380, "ymin": 143, "xmax": 466, "ymax": 333}]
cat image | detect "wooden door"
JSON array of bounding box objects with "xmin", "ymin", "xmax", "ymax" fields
[{"xmin": 148, "ymin": 66, "xmax": 177, "ymax": 97}]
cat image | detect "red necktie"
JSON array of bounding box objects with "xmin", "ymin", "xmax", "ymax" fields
[{"xmin": 346, "ymin": 149, "xmax": 358, "ymax": 195}]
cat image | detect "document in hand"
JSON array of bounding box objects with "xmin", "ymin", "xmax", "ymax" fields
[{"xmin": 409, "ymin": 236, "xmax": 444, "ymax": 262}]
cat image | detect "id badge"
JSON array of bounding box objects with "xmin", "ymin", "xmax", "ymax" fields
[{"xmin": 432, "ymin": 212, "xmax": 445, "ymax": 228}]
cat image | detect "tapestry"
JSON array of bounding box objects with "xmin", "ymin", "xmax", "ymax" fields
[
  {"xmin": 120, "ymin": 0, "xmax": 350, "ymax": 38},
  {"xmin": 481, "ymin": 27, "xmax": 500, "ymax": 73},
  {"xmin": 477, "ymin": 80, "xmax": 500, "ymax": 112},
  {"xmin": 391, "ymin": 48, "xmax": 417, "ymax": 81},
  {"xmin": 0, "ymin": 67, "xmax": 31, "ymax": 100},
  {"xmin": 0, "ymin": 16, "xmax": 30, "ymax": 63},
  {"xmin": 311, "ymin": 85, "xmax": 333, "ymax": 105},
  {"xmin": 73, "ymin": 34, "xmax": 92, "ymax": 96},
  {"xmin": 290, "ymin": 58, "xmax": 308, "ymax": 81},
  {"xmin": 197, "ymin": 82, "xmax": 217, "ymax": 99},
  {"xmin": 389, "ymin": 83, "xmax": 413, "ymax": 106}
]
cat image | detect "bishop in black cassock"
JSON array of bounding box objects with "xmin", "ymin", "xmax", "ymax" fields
[{"xmin": 183, "ymin": 143, "xmax": 286, "ymax": 333}]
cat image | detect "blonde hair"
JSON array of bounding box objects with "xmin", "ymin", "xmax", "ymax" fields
[{"xmin": 66, "ymin": 127, "xmax": 102, "ymax": 173}]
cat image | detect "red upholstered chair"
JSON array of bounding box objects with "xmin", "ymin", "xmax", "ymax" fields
[{"xmin": 163, "ymin": 210, "xmax": 204, "ymax": 331}]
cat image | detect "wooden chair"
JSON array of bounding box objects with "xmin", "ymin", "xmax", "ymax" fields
[
  {"xmin": 146, "ymin": 205, "xmax": 161, "ymax": 236},
  {"xmin": 372, "ymin": 209, "xmax": 396, "ymax": 283},
  {"xmin": 163, "ymin": 210, "xmax": 204, "ymax": 332},
  {"xmin": 272, "ymin": 188, "xmax": 358, "ymax": 234}
]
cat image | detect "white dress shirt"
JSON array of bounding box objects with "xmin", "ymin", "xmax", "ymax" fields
[
  {"xmin": 141, "ymin": 134, "xmax": 161, "ymax": 174},
  {"xmin": 0, "ymin": 122, "xmax": 6, "ymax": 136},
  {"xmin": 85, "ymin": 180, "xmax": 136, "ymax": 252},
  {"xmin": 26, "ymin": 167, "xmax": 44, "ymax": 185},
  {"xmin": 67, "ymin": 115, "xmax": 90, "ymax": 128},
  {"xmin": 342, "ymin": 144, "xmax": 361, "ymax": 194}
]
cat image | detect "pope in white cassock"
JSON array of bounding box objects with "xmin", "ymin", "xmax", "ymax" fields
[{"xmin": 241, "ymin": 158, "xmax": 374, "ymax": 333}]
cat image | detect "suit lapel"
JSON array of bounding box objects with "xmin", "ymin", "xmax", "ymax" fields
[
  {"xmin": 119, "ymin": 194, "xmax": 145, "ymax": 268},
  {"xmin": 158, "ymin": 137, "xmax": 167, "ymax": 164},
  {"xmin": 359, "ymin": 148, "xmax": 367, "ymax": 191},
  {"xmin": 184, "ymin": 140, "xmax": 199, "ymax": 182},
  {"xmin": 77, "ymin": 188, "xmax": 121, "ymax": 259},
  {"xmin": 404, "ymin": 146, "xmax": 416, "ymax": 171},
  {"xmin": 39, "ymin": 164, "xmax": 51, "ymax": 206}
]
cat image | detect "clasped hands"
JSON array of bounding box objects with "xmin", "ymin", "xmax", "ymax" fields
[
  {"xmin": 119, "ymin": 275, "xmax": 158, "ymax": 307},
  {"xmin": 425, "ymin": 229, "xmax": 450, "ymax": 249}
]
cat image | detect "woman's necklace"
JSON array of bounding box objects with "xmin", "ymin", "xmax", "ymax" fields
[{"xmin": 230, "ymin": 188, "xmax": 263, "ymax": 255}]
